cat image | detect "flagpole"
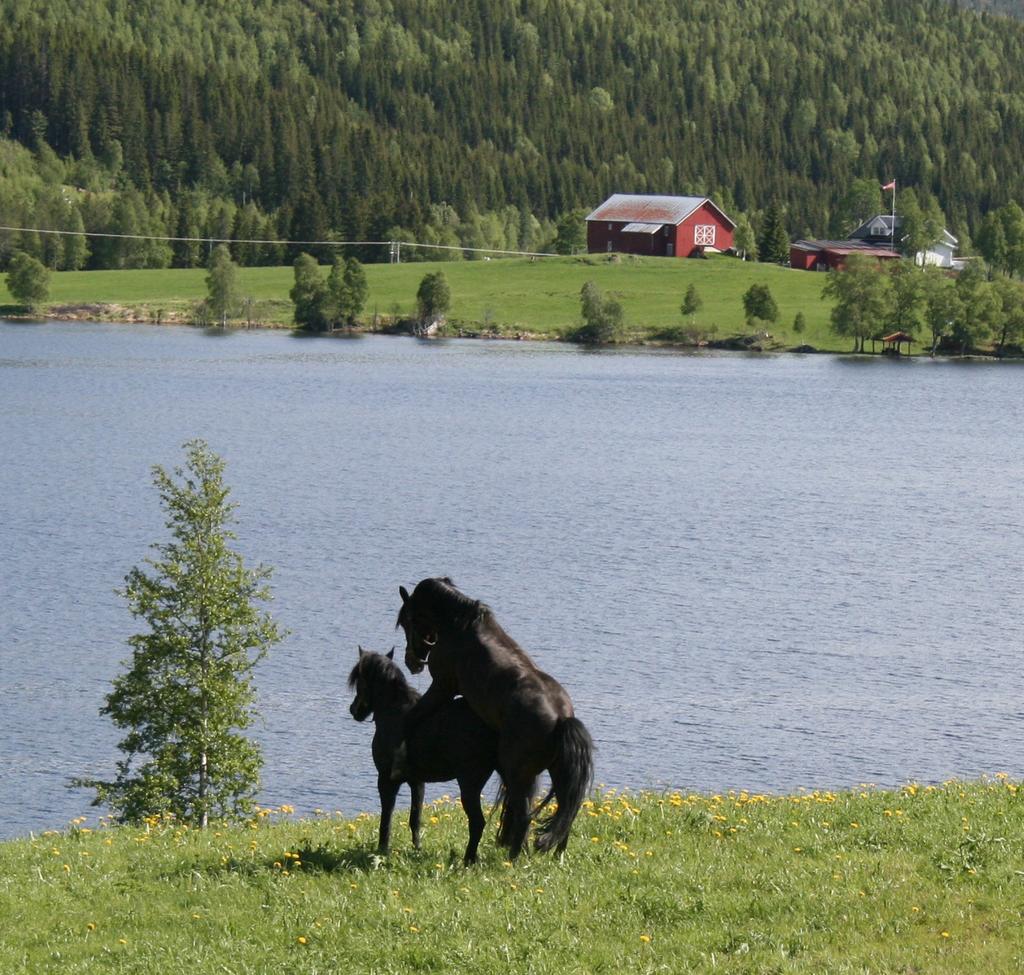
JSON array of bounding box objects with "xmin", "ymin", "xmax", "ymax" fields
[{"xmin": 890, "ymin": 179, "xmax": 896, "ymax": 253}]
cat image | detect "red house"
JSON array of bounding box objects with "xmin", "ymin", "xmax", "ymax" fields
[{"xmin": 586, "ymin": 194, "xmax": 736, "ymax": 258}]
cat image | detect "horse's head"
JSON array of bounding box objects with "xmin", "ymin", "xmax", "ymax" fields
[
  {"xmin": 347, "ymin": 646, "xmax": 398, "ymax": 721},
  {"xmin": 397, "ymin": 584, "xmax": 437, "ymax": 675}
]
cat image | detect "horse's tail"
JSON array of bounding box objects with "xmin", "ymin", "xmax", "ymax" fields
[
  {"xmin": 534, "ymin": 716, "xmax": 594, "ymax": 854},
  {"xmin": 494, "ymin": 781, "xmax": 511, "ymax": 848}
]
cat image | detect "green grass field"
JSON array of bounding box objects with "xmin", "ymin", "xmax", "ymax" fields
[
  {"xmin": 2, "ymin": 780, "xmax": 1022, "ymax": 973},
  {"xmin": 0, "ymin": 254, "xmax": 852, "ymax": 352}
]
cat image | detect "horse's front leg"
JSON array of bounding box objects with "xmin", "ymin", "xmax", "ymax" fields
[
  {"xmin": 403, "ymin": 677, "xmax": 456, "ymax": 734},
  {"xmin": 377, "ymin": 772, "xmax": 400, "ymax": 855},
  {"xmin": 409, "ymin": 780, "xmax": 425, "ymax": 850},
  {"xmin": 391, "ymin": 679, "xmax": 457, "ymax": 782}
]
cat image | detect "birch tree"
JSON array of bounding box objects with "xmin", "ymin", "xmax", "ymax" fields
[{"xmin": 79, "ymin": 441, "xmax": 283, "ymax": 826}]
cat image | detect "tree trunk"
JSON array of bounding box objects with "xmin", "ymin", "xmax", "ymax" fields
[{"xmin": 199, "ymin": 741, "xmax": 208, "ymax": 829}]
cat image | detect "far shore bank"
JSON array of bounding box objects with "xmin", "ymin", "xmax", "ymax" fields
[
  {"xmin": 6, "ymin": 305, "xmax": 1020, "ymax": 361},
  {"xmin": 2, "ymin": 256, "xmax": 1018, "ymax": 358}
]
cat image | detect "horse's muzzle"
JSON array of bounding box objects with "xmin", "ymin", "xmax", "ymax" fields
[
  {"xmin": 404, "ymin": 646, "xmax": 427, "ymax": 674},
  {"xmin": 349, "ymin": 698, "xmax": 371, "ymax": 721}
]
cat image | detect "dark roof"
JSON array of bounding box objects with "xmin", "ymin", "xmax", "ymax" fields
[
  {"xmin": 792, "ymin": 239, "xmax": 902, "ymax": 259},
  {"xmin": 851, "ymin": 214, "xmax": 958, "ymax": 247}
]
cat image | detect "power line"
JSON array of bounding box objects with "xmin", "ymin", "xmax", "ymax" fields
[{"xmin": 0, "ymin": 225, "xmax": 558, "ymax": 260}]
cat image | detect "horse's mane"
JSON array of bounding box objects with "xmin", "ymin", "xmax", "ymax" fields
[
  {"xmin": 347, "ymin": 650, "xmax": 412, "ymax": 696},
  {"xmin": 414, "ymin": 576, "xmax": 492, "ymax": 631}
]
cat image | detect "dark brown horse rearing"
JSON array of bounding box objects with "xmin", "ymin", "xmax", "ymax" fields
[{"xmin": 397, "ymin": 578, "xmax": 593, "ymax": 857}]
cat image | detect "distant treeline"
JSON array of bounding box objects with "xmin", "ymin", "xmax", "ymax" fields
[{"xmin": 3, "ymin": 0, "xmax": 1024, "ymax": 269}]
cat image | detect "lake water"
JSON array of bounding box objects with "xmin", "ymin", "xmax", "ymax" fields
[{"xmin": 2, "ymin": 320, "xmax": 1023, "ymax": 840}]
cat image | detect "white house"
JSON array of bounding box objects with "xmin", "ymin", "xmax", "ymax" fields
[{"xmin": 850, "ymin": 215, "xmax": 959, "ymax": 269}]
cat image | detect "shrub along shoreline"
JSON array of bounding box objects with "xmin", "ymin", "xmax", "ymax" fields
[{"xmin": 2, "ymin": 779, "xmax": 1022, "ymax": 973}]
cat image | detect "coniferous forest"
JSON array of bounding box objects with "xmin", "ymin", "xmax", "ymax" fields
[{"xmin": 2, "ymin": 0, "xmax": 1024, "ymax": 269}]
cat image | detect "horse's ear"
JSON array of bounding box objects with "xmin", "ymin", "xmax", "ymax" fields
[
  {"xmin": 358, "ymin": 645, "xmax": 365, "ymax": 657},
  {"xmin": 399, "ymin": 586, "xmax": 410, "ymax": 604},
  {"xmin": 387, "ymin": 647, "xmax": 395, "ymax": 660}
]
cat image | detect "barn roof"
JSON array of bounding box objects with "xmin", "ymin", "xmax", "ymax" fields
[
  {"xmin": 621, "ymin": 222, "xmax": 663, "ymax": 234},
  {"xmin": 792, "ymin": 239, "xmax": 902, "ymax": 259},
  {"xmin": 586, "ymin": 194, "xmax": 735, "ymax": 228}
]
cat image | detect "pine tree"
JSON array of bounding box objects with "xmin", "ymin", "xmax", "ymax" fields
[
  {"xmin": 757, "ymin": 204, "xmax": 790, "ymax": 265},
  {"xmin": 77, "ymin": 441, "xmax": 283, "ymax": 827},
  {"xmin": 681, "ymin": 283, "xmax": 703, "ymax": 318},
  {"xmin": 327, "ymin": 255, "xmax": 368, "ymax": 327}
]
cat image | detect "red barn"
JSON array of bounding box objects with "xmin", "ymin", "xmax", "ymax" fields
[
  {"xmin": 586, "ymin": 194, "xmax": 736, "ymax": 258},
  {"xmin": 790, "ymin": 239, "xmax": 902, "ymax": 272}
]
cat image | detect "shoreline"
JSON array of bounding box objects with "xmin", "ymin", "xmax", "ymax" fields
[{"xmin": 5, "ymin": 306, "xmax": 1018, "ymax": 360}]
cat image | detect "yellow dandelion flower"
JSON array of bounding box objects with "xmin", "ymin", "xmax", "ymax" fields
[
  {"xmin": 297, "ymin": 936, "xmax": 308, "ymax": 945},
  {"xmin": 86, "ymin": 922, "xmax": 96, "ymax": 931},
  {"xmin": 941, "ymin": 931, "xmax": 950, "ymax": 939},
  {"xmin": 640, "ymin": 934, "xmax": 652, "ymax": 943}
]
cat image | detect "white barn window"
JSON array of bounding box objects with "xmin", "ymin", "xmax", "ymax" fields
[{"xmin": 694, "ymin": 225, "xmax": 716, "ymax": 246}]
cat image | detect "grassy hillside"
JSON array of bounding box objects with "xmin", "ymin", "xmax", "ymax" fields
[
  {"xmin": 2, "ymin": 780, "xmax": 1022, "ymax": 973},
  {"xmin": 0, "ymin": 255, "xmax": 853, "ymax": 352}
]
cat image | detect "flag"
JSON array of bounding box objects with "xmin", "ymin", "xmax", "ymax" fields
[{"xmin": 881, "ymin": 180, "xmax": 896, "ymax": 191}]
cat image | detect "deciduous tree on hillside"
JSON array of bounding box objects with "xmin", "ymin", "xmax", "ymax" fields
[
  {"xmin": 950, "ymin": 260, "xmax": 1001, "ymax": 355},
  {"xmin": 899, "ymin": 189, "xmax": 947, "ymax": 267},
  {"xmin": 742, "ymin": 283, "xmax": 779, "ymax": 326},
  {"xmin": 921, "ymin": 265, "xmax": 962, "ymax": 356},
  {"xmin": 821, "ymin": 253, "xmax": 892, "ymax": 353},
  {"xmin": 206, "ymin": 244, "xmax": 239, "ymax": 326},
  {"xmin": 885, "ymin": 260, "xmax": 926, "ymax": 337},
  {"xmin": 290, "ymin": 252, "xmax": 329, "ymax": 331},
  {"xmin": 575, "ymin": 280, "xmax": 624, "ymax": 343},
  {"xmin": 416, "ymin": 271, "xmax": 451, "ymax": 326}
]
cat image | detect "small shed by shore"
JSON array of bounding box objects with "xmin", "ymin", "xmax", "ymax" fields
[{"xmin": 881, "ymin": 331, "xmax": 913, "ymax": 356}]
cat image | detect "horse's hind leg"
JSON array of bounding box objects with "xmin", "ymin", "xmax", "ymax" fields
[
  {"xmin": 458, "ymin": 773, "xmax": 488, "ymax": 865},
  {"xmin": 377, "ymin": 773, "xmax": 399, "ymax": 854},
  {"xmin": 499, "ymin": 775, "xmax": 535, "ymax": 859},
  {"xmin": 409, "ymin": 780, "xmax": 425, "ymax": 850}
]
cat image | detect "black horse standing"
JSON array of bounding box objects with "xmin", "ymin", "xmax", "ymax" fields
[
  {"xmin": 347, "ymin": 646, "xmax": 497, "ymax": 864},
  {"xmin": 397, "ymin": 578, "xmax": 594, "ymax": 858}
]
